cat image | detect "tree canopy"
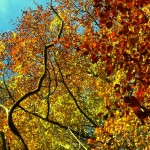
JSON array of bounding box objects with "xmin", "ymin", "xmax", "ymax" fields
[{"xmin": 0, "ymin": 0, "xmax": 150, "ymax": 149}]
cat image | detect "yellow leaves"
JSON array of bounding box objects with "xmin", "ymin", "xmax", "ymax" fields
[
  {"xmin": 3, "ymin": 125, "xmax": 9, "ymax": 132},
  {"xmin": 49, "ymin": 10, "xmax": 69, "ymax": 31},
  {"xmin": 116, "ymin": 13, "xmax": 121, "ymax": 22},
  {"xmin": 128, "ymin": 24, "xmax": 135, "ymax": 32},
  {"xmin": 0, "ymin": 40, "xmax": 6, "ymax": 57},
  {"xmin": 0, "ymin": 41, "xmax": 6, "ymax": 70},
  {"xmin": 15, "ymin": 64, "xmax": 22, "ymax": 71},
  {"xmin": 0, "ymin": 41, "xmax": 5, "ymax": 51},
  {"xmin": 61, "ymin": 143, "xmax": 70, "ymax": 149},
  {"xmin": 0, "ymin": 61, "xmax": 4, "ymax": 70},
  {"xmin": 49, "ymin": 17, "xmax": 61, "ymax": 30},
  {"xmin": 115, "ymin": 110, "xmax": 120, "ymax": 117},
  {"xmin": 13, "ymin": 32, "xmax": 17, "ymax": 39},
  {"xmin": 113, "ymin": 69, "xmax": 126, "ymax": 85},
  {"xmin": 142, "ymin": 4, "xmax": 150, "ymax": 16}
]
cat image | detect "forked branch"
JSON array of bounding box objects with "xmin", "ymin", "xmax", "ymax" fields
[{"xmin": 7, "ymin": 1, "xmax": 64, "ymax": 149}]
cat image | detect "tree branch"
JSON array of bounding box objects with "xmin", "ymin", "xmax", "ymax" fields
[
  {"xmin": 8, "ymin": 44, "xmax": 53, "ymax": 150},
  {"xmin": 18, "ymin": 106, "xmax": 92, "ymax": 139},
  {"xmin": 0, "ymin": 131, "xmax": 7, "ymax": 150},
  {"xmin": 54, "ymin": 57, "xmax": 98, "ymax": 127},
  {"xmin": 7, "ymin": 1, "xmax": 64, "ymax": 148}
]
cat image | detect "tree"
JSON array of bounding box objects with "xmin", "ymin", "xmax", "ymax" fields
[{"xmin": 0, "ymin": 0, "xmax": 149, "ymax": 149}]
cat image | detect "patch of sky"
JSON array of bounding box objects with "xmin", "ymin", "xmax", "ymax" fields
[
  {"xmin": 84, "ymin": 125, "xmax": 95, "ymax": 137},
  {"xmin": 0, "ymin": 0, "xmax": 48, "ymax": 33},
  {"xmin": 93, "ymin": 20, "xmax": 100, "ymax": 32},
  {"xmin": 0, "ymin": 55, "xmax": 16, "ymax": 81},
  {"xmin": 76, "ymin": 25, "xmax": 85, "ymax": 35}
]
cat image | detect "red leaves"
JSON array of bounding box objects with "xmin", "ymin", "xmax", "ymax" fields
[
  {"xmin": 135, "ymin": 106, "xmax": 150, "ymax": 120},
  {"xmin": 123, "ymin": 25, "xmax": 129, "ymax": 34},
  {"xmin": 82, "ymin": 51, "xmax": 89, "ymax": 56},
  {"xmin": 81, "ymin": 43, "xmax": 90, "ymax": 56},
  {"xmin": 105, "ymin": 60, "xmax": 115, "ymax": 76},
  {"xmin": 106, "ymin": 105, "xmax": 111, "ymax": 111},
  {"xmin": 130, "ymin": 37, "xmax": 139, "ymax": 45},
  {"xmin": 107, "ymin": 45, "xmax": 113, "ymax": 53},
  {"xmin": 102, "ymin": 43, "xmax": 106, "ymax": 50},
  {"xmin": 84, "ymin": 43, "xmax": 90, "ymax": 50},
  {"xmin": 90, "ymin": 53, "xmax": 99, "ymax": 63},
  {"xmin": 139, "ymin": 14, "xmax": 149, "ymax": 24},
  {"xmin": 124, "ymin": 96, "xmax": 140, "ymax": 107},
  {"xmin": 97, "ymin": 112, "xmax": 103, "ymax": 117},
  {"xmin": 79, "ymin": 0, "xmax": 149, "ymax": 124},
  {"xmin": 124, "ymin": 96, "xmax": 150, "ymax": 121},
  {"xmin": 136, "ymin": 0, "xmax": 144, "ymax": 7},
  {"xmin": 93, "ymin": 0, "xmax": 102, "ymax": 7},
  {"xmin": 76, "ymin": 47, "xmax": 80, "ymax": 51},
  {"xmin": 93, "ymin": 3, "xmax": 101, "ymax": 8},
  {"xmin": 106, "ymin": 21, "xmax": 113, "ymax": 29}
]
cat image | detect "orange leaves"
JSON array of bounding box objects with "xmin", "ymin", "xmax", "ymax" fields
[
  {"xmin": 79, "ymin": 41, "xmax": 101, "ymax": 63},
  {"xmin": 64, "ymin": 41, "xmax": 71, "ymax": 48},
  {"xmin": 91, "ymin": 42, "xmax": 97, "ymax": 49},
  {"xmin": 94, "ymin": 105, "xmax": 150, "ymax": 148},
  {"xmin": 0, "ymin": 0, "xmax": 149, "ymax": 149},
  {"xmin": 87, "ymin": 138, "xmax": 96, "ymax": 144},
  {"xmin": 0, "ymin": 62, "xmax": 4, "ymax": 70},
  {"xmin": 135, "ymin": 83, "xmax": 147, "ymax": 101}
]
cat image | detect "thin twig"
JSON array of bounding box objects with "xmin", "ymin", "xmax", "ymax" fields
[{"xmin": 68, "ymin": 127, "xmax": 88, "ymax": 150}]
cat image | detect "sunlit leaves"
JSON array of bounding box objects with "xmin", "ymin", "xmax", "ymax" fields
[
  {"xmin": 0, "ymin": 0, "xmax": 150, "ymax": 149},
  {"xmin": 0, "ymin": 40, "xmax": 6, "ymax": 58},
  {"xmin": 94, "ymin": 111, "xmax": 149, "ymax": 149},
  {"xmin": 0, "ymin": 41, "xmax": 5, "ymax": 52}
]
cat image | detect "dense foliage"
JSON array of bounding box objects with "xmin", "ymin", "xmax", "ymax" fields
[{"xmin": 0, "ymin": 0, "xmax": 149, "ymax": 149}]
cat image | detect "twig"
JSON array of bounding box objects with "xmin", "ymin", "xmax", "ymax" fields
[{"xmin": 68, "ymin": 127, "xmax": 88, "ymax": 150}]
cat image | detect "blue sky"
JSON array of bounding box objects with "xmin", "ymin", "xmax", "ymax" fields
[{"xmin": 0, "ymin": 0, "xmax": 48, "ymax": 33}]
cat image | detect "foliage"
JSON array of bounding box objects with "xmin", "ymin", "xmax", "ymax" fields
[{"xmin": 0, "ymin": 0, "xmax": 150, "ymax": 149}]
